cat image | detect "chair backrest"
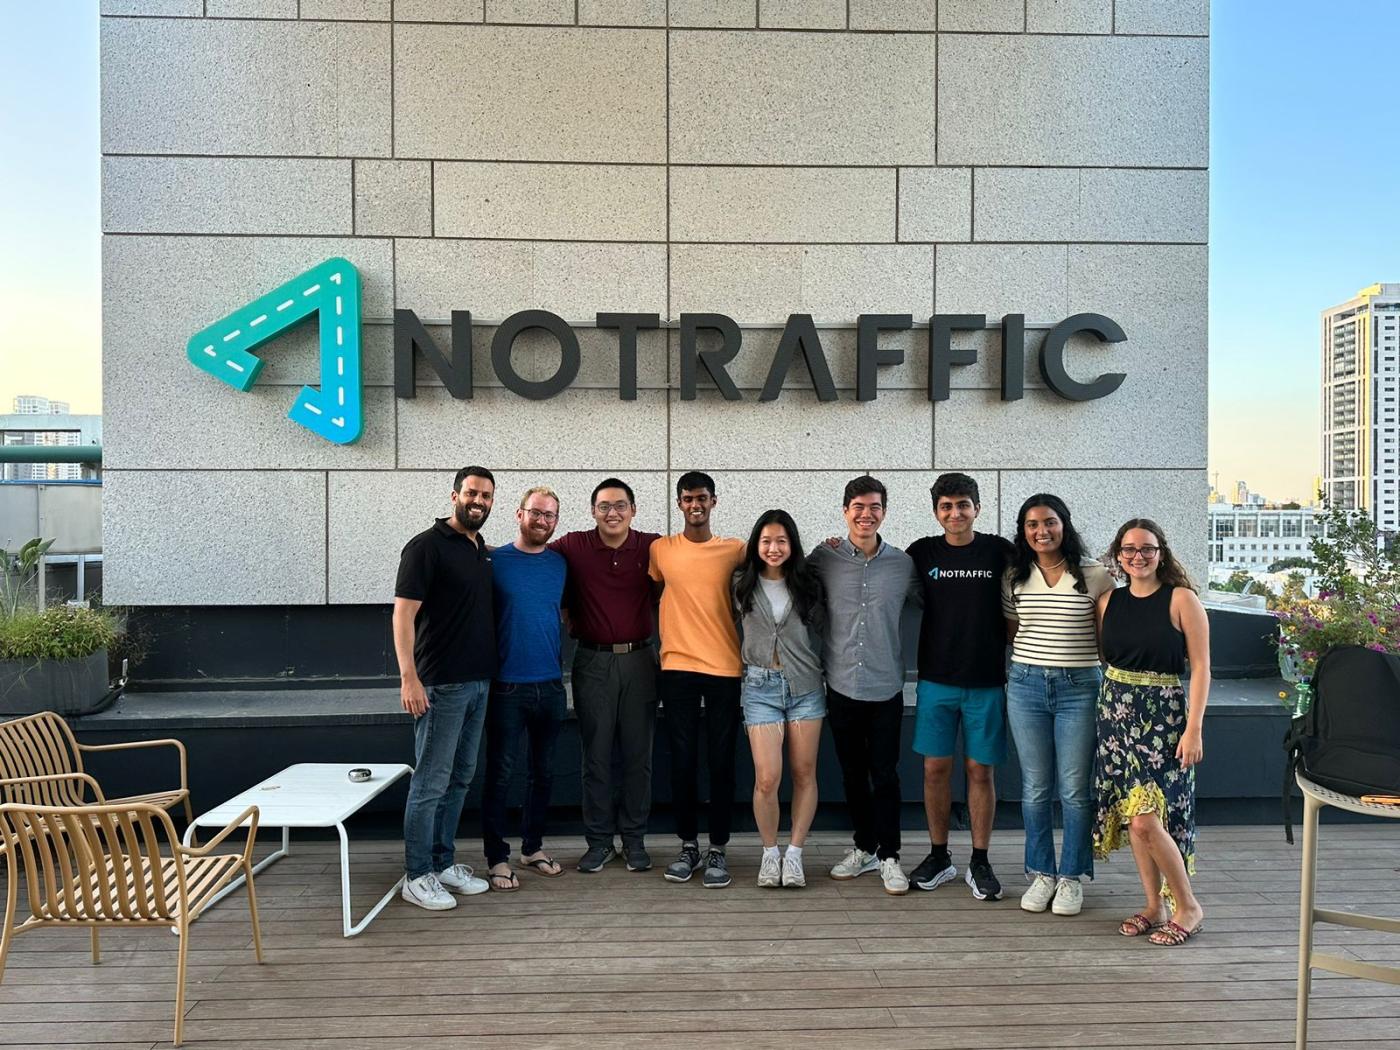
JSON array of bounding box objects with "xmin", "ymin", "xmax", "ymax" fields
[
  {"xmin": 0, "ymin": 801, "xmax": 185, "ymax": 923},
  {"xmin": 0, "ymin": 713, "xmax": 85, "ymax": 805}
]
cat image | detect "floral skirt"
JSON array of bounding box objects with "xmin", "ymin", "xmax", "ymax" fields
[{"xmin": 1092, "ymin": 667, "xmax": 1196, "ymax": 876}]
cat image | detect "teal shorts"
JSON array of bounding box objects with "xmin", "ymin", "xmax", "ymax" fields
[{"xmin": 913, "ymin": 680, "xmax": 1007, "ymax": 766}]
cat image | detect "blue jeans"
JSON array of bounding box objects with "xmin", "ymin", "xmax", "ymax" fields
[
  {"xmin": 481, "ymin": 679, "xmax": 567, "ymax": 866},
  {"xmin": 1005, "ymin": 662, "xmax": 1101, "ymax": 881},
  {"xmin": 403, "ymin": 679, "xmax": 489, "ymax": 879}
]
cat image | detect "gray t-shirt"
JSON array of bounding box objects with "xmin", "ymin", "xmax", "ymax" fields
[{"xmin": 759, "ymin": 576, "xmax": 792, "ymax": 622}]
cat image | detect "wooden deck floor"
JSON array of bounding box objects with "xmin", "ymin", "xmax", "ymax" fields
[{"xmin": 2, "ymin": 825, "xmax": 1398, "ymax": 1049}]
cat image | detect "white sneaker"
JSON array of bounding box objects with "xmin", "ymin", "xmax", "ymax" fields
[
  {"xmin": 402, "ymin": 872, "xmax": 457, "ymax": 911},
  {"xmin": 1020, "ymin": 873, "xmax": 1056, "ymax": 913},
  {"xmin": 830, "ymin": 847, "xmax": 879, "ymax": 880},
  {"xmin": 757, "ymin": 851, "xmax": 782, "ymax": 888},
  {"xmin": 879, "ymin": 857, "xmax": 909, "ymax": 895},
  {"xmin": 782, "ymin": 850, "xmax": 806, "ymax": 888},
  {"xmin": 1051, "ymin": 877, "xmax": 1083, "ymax": 916},
  {"xmin": 438, "ymin": 863, "xmax": 489, "ymax": 895}
]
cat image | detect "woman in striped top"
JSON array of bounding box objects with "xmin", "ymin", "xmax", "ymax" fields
[{"xmin": 1001, "ymin": 494, "xmax": 1114, "ymax": 917}]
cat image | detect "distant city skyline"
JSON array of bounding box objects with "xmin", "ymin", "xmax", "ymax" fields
[{"xmin": 2, "ymin": 5, "xmax": 1398, "ymax": 502}]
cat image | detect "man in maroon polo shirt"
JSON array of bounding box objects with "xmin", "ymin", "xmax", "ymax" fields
[{"xmin": 549, "ymin": 477, "xmax": 661, "ymax": 873}]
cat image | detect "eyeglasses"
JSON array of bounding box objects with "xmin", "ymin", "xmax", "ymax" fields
[
  {"xmin": 523, "ymin": 509, "xmax": 558, "ymax": 523},
  {"xmin": 594, "ymin": 501, "xmax": 632, "ymax": 515},
  {"xmin": 1119, "ymin": 545, "xmax": 1161, "ymax": 560}
]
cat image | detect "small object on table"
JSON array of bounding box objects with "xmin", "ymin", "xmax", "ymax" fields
[
  {"xmin": 183, "ymin": 762, "xmax": 412, "ymax": 938},
  {"xmin": 348, "ymin": 767, "xmax": 372, "ymax": 782}
]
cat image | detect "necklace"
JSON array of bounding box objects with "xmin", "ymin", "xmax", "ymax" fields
[{"xmin": 1039, "ymin": 557, "xmax": 1067, "ymax": 571}]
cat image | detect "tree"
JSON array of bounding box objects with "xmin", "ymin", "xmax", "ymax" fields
[
  {"xmin": 1309, "ymin": 502, "xmax": 1400, "ymax": 605},
  {"xmin": 1267, "ymin": 556, "xmax": 1312, "ymax": 573}
]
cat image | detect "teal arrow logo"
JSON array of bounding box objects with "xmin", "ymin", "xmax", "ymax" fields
[{"xmin": 186, "ymin": 257, "xmax": 363, "ymax": 445}]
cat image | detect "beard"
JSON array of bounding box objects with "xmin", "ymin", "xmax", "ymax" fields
[{"xmin": 455, "ymin": 501, "xmax": 490, "ymax": 531}]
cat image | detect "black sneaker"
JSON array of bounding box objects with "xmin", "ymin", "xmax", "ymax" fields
[
  {"xmin": 577, "ymin": 844, "xmax": 616, "ymax": 873},
  {"xmin": 624, "ymin": 844, "xmax": 652, "ymax": 872},
  {"xmin": 965, "ymin": 858, "xmax": 1003, "ymax": 901},
  {"xmin": 701, "ymin": 847, "xmax": 731, "ymax": 888},
  {"xmin": 664, "ymin": 841, "xmax": 702, "ymax": 882},
  {"xmin": 909, "ymin": 850, "xmax": 958, "ymax": 891}
]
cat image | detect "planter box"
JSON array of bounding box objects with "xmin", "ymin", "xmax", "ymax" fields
[{"xmin": 0, "ymin": 650, "xmax": 109, "ymax": 716}]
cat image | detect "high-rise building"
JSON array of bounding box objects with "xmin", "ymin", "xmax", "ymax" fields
[{"xmin": 1322, "ymin": 283, "xmax": 1400, "ymax": 534}]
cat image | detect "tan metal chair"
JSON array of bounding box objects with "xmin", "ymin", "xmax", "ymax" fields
[
  {"xmin": 0, "ymin": 711, "xmax": 193, "ymax": 826},
  {"xmin": 1295, "ymin": 773, "xmax": 1400, "ymax": 1048},
  {"xmin": 0, "ymin": 791, "xmax": 263, "ymax": 1047}
]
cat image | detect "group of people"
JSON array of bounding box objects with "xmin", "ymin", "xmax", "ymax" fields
[{"xmin": 392, "ymin": 466, "xmax": 1209, "ymax": 947}]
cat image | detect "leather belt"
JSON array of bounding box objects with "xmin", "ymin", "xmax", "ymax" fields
[{"xmin": 576, "ymin": 639, "xmax": 652, "ymax": 654}]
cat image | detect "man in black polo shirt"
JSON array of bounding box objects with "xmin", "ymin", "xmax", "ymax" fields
[
  {"xmin": 394, "ymin": 466, "xmax": 498, "ymax": 911},
  {"xmin": 905, "ymin": 473, "xmax": 1015, "ymax": 902}
]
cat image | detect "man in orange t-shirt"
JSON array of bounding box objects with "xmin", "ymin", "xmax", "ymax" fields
[{"xmin": 649, "ymin": 470, "xmax": 746, "ymax": 888}]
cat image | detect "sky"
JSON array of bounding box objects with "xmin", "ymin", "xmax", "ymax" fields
[{"xmin": 1, "ymin": 4, "xmax": 1397, "ymax": 502}]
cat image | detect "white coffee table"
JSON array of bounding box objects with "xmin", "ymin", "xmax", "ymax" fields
[{"xmin": 183, "ymin": 762, "xmax": 412, "ymax": 938}]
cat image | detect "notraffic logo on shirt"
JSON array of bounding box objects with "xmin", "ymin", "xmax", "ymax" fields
[
  {"xmin": 185, "ymin": 257, "xmax": 363, "ymax": 445},
  {"xmin": 927, "ymin": 568, "xmax": 997, "ymax": 580}
]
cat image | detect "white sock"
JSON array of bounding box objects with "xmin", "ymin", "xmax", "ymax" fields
[
  {"xmin": 785, "ymin": 845, "xmax": 803, "ymax": 860},
  {"xmin": 762, "ymin": 845, "xmax": 780, "ymax": 860}
]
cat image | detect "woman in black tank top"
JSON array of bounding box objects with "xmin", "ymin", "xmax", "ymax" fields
[{"xmin": 1092, "ymin": 519, "xmax": 1211, "ymax": 946}]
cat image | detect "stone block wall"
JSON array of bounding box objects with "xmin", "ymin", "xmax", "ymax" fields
[{"xmin": 100, "ymin": 0, "xmax": 1209, "ymax": 605}]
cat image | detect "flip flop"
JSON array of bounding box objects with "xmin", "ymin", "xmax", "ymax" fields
[
  {"xmin": 1149, "ymin": 919, "xmax": 1203, "ymax": 946},
  {"xmin": 1119, "ymin": 913, "xmax": 1166, "ymax": 937},
  {"xmin": 488, "ymin": 867, "xmax": 520, "ymax": 892},
  {"xmin": 517, "ymin": 854, "xmax": 565, "ymax": 878}
]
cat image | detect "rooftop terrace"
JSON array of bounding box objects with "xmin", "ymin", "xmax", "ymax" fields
[{"xmin": 2, "ymin": 826, "xmax": 1397, "ymax": 1048}]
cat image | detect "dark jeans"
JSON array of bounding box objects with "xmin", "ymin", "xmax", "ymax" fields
[
  {"xmin": 480, "ymin": 678, "xmax": 566, "ymax": 867},
  {"xmin": 827, "ymin": 687, "xmax": 904, "ymax": 860},
  {"xmin": 403, "ymin": 679, "xmax": 489, "ymax": 879},
  {"xmin": 571, "ymin": 645, "xmax": 658, "ymax": 850},
  {"xmin": 662, "ymin": 670, "xmax": 742, "ymax": 847}
]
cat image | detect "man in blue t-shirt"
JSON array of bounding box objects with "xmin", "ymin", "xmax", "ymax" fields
[{"xmin": 480, "ymin": 486, "xmax": 569, "ymax": 891}]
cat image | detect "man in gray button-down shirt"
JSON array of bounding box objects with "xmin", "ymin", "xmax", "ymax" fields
[{"xmin": 808, "ymin": 475, "xmax": 919, "ymax": 895}]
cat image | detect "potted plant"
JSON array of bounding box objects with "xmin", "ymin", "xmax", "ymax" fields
[
  {"xmin": 0, "ymin": 538, "xmax": 121, "ymax": 716},
  {"xmin": 1272, "ymin": 504, "xmax": 1400, "ymax": 715}
]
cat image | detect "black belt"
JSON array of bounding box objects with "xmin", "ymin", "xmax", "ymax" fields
[{"xmin": 576, "ymin": 639, "xmax": 652, "ymax": 654}]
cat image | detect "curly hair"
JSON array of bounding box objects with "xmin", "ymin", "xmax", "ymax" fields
[{"xmin": 1108, "ymin": 517, "xmax": 1197, "ymax": 593}]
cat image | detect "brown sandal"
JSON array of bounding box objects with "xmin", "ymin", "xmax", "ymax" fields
[
  {"xmin": 488, "ymin": 866, "xmax": 520, "ymax": 892},
  {"xmin": 517, "ymin": 854, "xmax": 564, "ymax": 878},
  {"xmin": 1119, "ymin": 913, "xmax": 1165, "ymax": 937},
  {"xmin": 1149, "ymin": 919, "xmax": 1203, "ymax": 946}
]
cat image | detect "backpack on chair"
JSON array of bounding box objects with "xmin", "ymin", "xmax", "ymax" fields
[{"xmin": 1282, "ymin": 644, "xmax": 1400, "ymax": 842}]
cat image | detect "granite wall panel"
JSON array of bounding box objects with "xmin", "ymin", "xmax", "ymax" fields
[{"xmin": 100, "ymin": 12, "xmax": 1208, "ymax": 605}]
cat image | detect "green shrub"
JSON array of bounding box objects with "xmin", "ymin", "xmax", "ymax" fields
[{"xmin": 0, "ymin": 606, "xmax": 120, "ymax": 661}]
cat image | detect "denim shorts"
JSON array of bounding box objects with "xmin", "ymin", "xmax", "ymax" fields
[
  {"xmin": 913, "ymin": 680, "xmax": 1007, "ymax": 765},
  {"xmin": 741, "ymin": 666, "xmax": 826, "ymax": 727}
]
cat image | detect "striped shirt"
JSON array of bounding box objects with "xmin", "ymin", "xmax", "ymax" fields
[{"xmin": 1002, "ymin": 562, "xmax": 1115, "ymax": 668}]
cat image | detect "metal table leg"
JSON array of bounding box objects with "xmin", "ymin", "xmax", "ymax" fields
[
  {"xmin": 183, "ymin": 824, "xmax": 290, "ymax": 917},
  {"xmin": 336, "ymin": 821, "xmax": 405, "ymax": 938}
]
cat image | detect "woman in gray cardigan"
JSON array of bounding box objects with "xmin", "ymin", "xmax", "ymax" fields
[{"xmin": 732, "ymin": 509, "xmax": 827, "ymax": 889}]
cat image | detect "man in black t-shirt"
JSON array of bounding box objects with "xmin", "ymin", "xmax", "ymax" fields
[
  {"xmin": 394, "ymin": 466, "xmax": 498, "ymax": 911},
  {"xmin": 904, "ymin": 473, "xmax": 1014, "ymax": 902}
]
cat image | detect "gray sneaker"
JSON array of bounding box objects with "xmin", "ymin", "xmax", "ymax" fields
[
  {"xmin": 624, "ymin": 844, "xmax": 652, "ymax": 872},
  {"xmin": 702, "ymin": 847, "xmax": 731, "ymax": 888},
  {"xmin": 664, "ymin": 842, "xmax": 703, "ymax": 882},
  {"xmin": 576, "ymin": 844, "xmax": 616, "ymax": 873}
]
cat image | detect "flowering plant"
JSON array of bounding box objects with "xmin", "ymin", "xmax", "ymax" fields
[
  {"xmin": 1272, "ymin": 503, "xmax": 1400, "ymax": 707},
  {"xmin": 1274, "ymin": 597, "xmax": 1400, "ymax": 682}
]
